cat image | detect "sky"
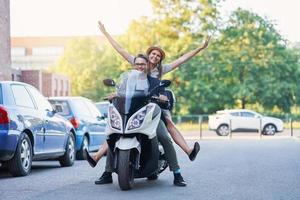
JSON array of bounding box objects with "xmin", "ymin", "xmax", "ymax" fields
[{"xmin": 10, "ymin": 0, "xmax": 300, "ymax": 42}]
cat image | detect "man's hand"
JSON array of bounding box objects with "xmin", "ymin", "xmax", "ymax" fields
[
  {"xmin": 104, "ymin": 93, "xmax": 116, "ymax": 101},
  {"xmin": 158, "ymin": 94, "xmax": 168, "ymax": 102}
]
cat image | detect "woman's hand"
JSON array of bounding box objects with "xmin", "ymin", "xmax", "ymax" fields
[
  {"xmin": 200, "ymin": 36, "xmax": 211, "ymax": 50},
  {"xmin": 98, "ymin": 21, "xmax": 106, "ymax": 34}
]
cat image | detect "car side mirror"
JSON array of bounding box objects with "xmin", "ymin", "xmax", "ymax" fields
[
  {"xmin": 103, "ymin": 79, "xmax": 116, "ymax": 87},
  {"xmin": 97, "ymin": 116, "xmax": 106, "ymax": 121}
]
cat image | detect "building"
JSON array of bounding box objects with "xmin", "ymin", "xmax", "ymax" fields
[
  {"xmin": 9, "ymin": 36, "xmax": 105, "ymax": 96},
  {"xmin": 0, "ymin": 0, "xmax": 11, "ymax": 81},
  {"xmin": 11, "ymin": 36, "xmax": 105, "ymax": 70}
]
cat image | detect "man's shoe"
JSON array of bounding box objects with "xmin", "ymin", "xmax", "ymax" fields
[
  {"xmin": 147, "ymin": 174, "xmax": 158, "ymax": 180},
  {"xmin": 83, "ymin": 148, "xmax": 97, "ymax": 168},
  {"xmin": 173, "ymin": 173, "xmax": 187, "ymax": 187},
  {"xmin": 95, "ymin": 172, "xmax": 113, "ymax": 185},
  {"xmin": 189, "ymin": 142, "xmax": 200, "ymax": 161}
]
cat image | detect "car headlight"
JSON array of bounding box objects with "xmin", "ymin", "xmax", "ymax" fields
[
  {"xmin": 109, "ymin": 107, "xmax": 122, "ymax": 130},
  {"xmin": 127, "ymin": 105, "xmax": 154, "ymax": 130}
]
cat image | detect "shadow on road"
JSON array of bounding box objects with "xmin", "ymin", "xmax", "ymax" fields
[{"xmin": 0, "ymin": 161, "xmax": 62, "ymax": 179}]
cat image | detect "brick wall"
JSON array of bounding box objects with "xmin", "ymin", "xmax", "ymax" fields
[{"xmin": 21, "ymin": 70, "xmax": 41, "ymax": 90}]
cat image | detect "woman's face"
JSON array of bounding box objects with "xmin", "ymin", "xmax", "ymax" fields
[
  {"xmin": 133, "ymin": 57, "xmax": 148, "ymax": 73},
  {"xmin": 148, "ymin": 49, "xmax": 162, "ymax": 65}
]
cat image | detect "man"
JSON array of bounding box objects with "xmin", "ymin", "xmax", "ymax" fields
[{"xmin": 94, "ymin": 54, "xmax": 186, "ymax": 187}]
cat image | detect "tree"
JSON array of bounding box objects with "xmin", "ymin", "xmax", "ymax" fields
[
  {"xmin": 205, "ymin": 8, "xmax": 300, "ymax": 113},
  {"xmin": 51, "ymin": 38, "xmax": 124, "ymax": 101}
]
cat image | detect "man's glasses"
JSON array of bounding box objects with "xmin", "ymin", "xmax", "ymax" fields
[{"xmin": 134, "ymin": 63, "xmax": 147, "ymax": 66}]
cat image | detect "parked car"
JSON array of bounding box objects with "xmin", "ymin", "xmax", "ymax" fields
[
  {"xmin": 95, "ymin": 101, "xmax": 109, "ymax": 118},
  {"xmin": 48, "ymin": 97, "xmax": 107, "ymax": 159},
  {"xmin": 0, "ymin": 81, "xmax": 75, "ymax": 177},
  {"xmin": 208, "ymin": 109, "xmax": 284, "ymax": 136}
]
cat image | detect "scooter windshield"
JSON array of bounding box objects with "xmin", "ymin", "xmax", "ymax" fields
[{"xmin": 114, "ymin": 70, "xmax": 149, "ymax": 114}]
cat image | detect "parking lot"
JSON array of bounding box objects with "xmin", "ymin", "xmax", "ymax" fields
[{"xmin": 1, "ymin": 138, "xmax": 300, "ymax": 200}]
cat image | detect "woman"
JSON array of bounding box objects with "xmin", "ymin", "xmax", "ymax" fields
[{"xmin": 83, "ymin": 21, "xmax": 210, "ymax": 168}]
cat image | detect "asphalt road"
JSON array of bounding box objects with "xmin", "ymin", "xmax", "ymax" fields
[{"xmin": 1, "ymin": 139, "xmax": 300, "ymax": 200}]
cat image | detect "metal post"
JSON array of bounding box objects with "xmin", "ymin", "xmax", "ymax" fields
[
  {"xmin": 259, "ymin": 118, "xmax": 262, "ymax": 139},
  {"xmin": 177, "ymin": 116, "xmax": 182, "ymax": 124},
  {"xmin": 229, "ymin": 119, "xmax": 232, "ymax": 139},
  {"xmin": 291, "ymin": 118, "xmax": 293, "ymax": 137},
  {"xmin": 199, "ymin": 115, "xmax": 202, "ymax": 140}
]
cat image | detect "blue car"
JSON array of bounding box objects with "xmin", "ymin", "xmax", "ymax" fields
[
  {"xmin": 0, "ymin": 81, "xmax": 76, "ymax": 177},
  {"xmin": 95, "ymin": 101, "xmax": 109, "ymax": 119},
  {"xmin": 48, "ymin": 97, "xmax": 107, "ymax": 159}
]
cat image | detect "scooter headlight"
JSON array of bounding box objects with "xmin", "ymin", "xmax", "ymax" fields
[
  {"xmin": 109, "ymin": 107, "xmax": 122, "ymax": 130},
  {"xmin": 128, "ymin": 108, "xmax": 147, "ymax": 130}
]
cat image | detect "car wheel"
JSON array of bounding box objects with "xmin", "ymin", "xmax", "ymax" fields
[
  {"xmin": 216, "ymin": 124, "xmax": 230, "ymax": 136},
  {"xmin": 59, "ymin": 134, "xmax": 75, "ymax": 167},
  {"xmin": 263, "ymin": 124, "xmax": 276, "ymax": 135},
  {"xmin": 7, "ymin": 133, "xmax": 32, "ymax": 177},
  {"xmin": 76, "ymin": 135, "xmax": 89, "ymax": 160}
]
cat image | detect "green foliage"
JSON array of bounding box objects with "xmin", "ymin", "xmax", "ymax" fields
[
  {"xmin": 51, "ymin": 38, "xmax": 123, "ymax": 101},
  {"xmin": 51, "ymin": 2, "xmax": 300, "ymax": 115},
  {"xmin": 208, "ymin": 8, "xmax": 300, "ymax": 113}
]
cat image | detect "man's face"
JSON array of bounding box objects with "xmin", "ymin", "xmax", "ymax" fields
[{"xmin": 133, "ymin": 57, "xmax": 147, "ymax": 73}]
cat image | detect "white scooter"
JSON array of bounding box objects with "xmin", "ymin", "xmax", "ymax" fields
[{"xmin": 103, "ymin": 70, "xmax": 170, "ymax": 190}]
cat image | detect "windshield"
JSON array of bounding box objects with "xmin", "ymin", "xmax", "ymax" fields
[{"xmin": 114, "ymin": 70, "xmax": 149, "ymax": 115}]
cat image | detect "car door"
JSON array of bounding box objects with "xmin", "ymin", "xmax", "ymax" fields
[
  {"xmin": 10, "ymin": 84, "xmax": 45, "ymax": 154},
  {"xmin": 228, "ymin": 112, "xmax": 241, "ymax": 131},
  {"xmin": 83, "ymin": 100, "xmax": 106, "ymax": 148},
  {"xmin": 26, "ymin": 86, "xmax": 66, "ymax": 153},
  {"xmin": 239, "ymin": 111, "xmax": 260, "ymax": 131}
]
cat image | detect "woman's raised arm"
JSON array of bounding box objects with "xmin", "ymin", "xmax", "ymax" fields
[
  {"xmin": 168, "ymin": 36, "xmax": 211, "ymax": 71},
  {"xmin": 98, "ymin": 21, "xmax": 134, "ymax": 64}
]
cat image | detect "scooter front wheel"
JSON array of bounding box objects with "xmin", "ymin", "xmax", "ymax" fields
[{"xmin": 117, "ymin": 150, "xmax": 134, "ymax": 190}]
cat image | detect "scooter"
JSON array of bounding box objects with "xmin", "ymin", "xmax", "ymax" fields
[{"xmin": 103, "ymin": 70, "xmax": 170, "ymax": 190}]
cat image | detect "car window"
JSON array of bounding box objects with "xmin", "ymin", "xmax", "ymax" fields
[
  {"xmin": 71, "ymin": 99, "xmax": 92, "ymax": 117},
  {"xmin": 241, "ymin": 112, "xmax": 255, "ymax": 117},
  {"xmin": 96, "ymin": 103, "xmax": 108, "ymax": 117},
  {"xmin": 230, "ymin": 112, "xmax": 240, "ymax": 116},
  {"xmin": 26, "ymin": 86, "xmax": 53, "ymax": 111},
  {"xmin": 84, "ymin": 100, "xmax": 101, "ymax": 118},
  {"xmin": 11, "ymin": 84, "xmax": 35, "ymax": 109},
  {"xmin": 49, "ymin": 100, "xmax": 71, "ymax": 116}
]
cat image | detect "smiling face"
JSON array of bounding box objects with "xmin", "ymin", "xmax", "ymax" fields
[
  {"xmin": 148, "ymin": 49, "xmax": 162, "ymax": 65},
  {"xmin": 133, "ymin": 57, "xmax": 148, "ymax": 73}
]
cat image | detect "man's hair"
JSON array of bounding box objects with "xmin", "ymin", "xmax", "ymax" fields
[{"xmin": 133, "ymin": 54, "xmax": 149, "ymax": 63}]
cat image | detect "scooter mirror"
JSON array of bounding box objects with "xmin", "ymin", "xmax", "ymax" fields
[
  {"xmin": 160, "ymin": 80, "xmax": 171, "ymax": 87},
  {"xmin": 103, "ymin": 79, "xmax": 116, "ymax": 87}
]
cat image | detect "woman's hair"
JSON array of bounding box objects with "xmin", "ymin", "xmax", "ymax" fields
[
  {"xmin": 155, "ymin": 61, "xmax": 163, "ymax": 79},
  {"xmin": 133, "ymin": 53, "xmax": 149, "ymax": 63}
]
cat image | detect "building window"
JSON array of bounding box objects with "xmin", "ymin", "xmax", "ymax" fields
[
  {"xmin": 32, "ymin": 46, "xmax": 64, "ymax": 56},
  {"xmin": 11, "ymin": 47, "xmax": 26, "ymax": 56},
  {"xmin": 55, "ymin": 78, "xmax": 58, "ymax": 90}
]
